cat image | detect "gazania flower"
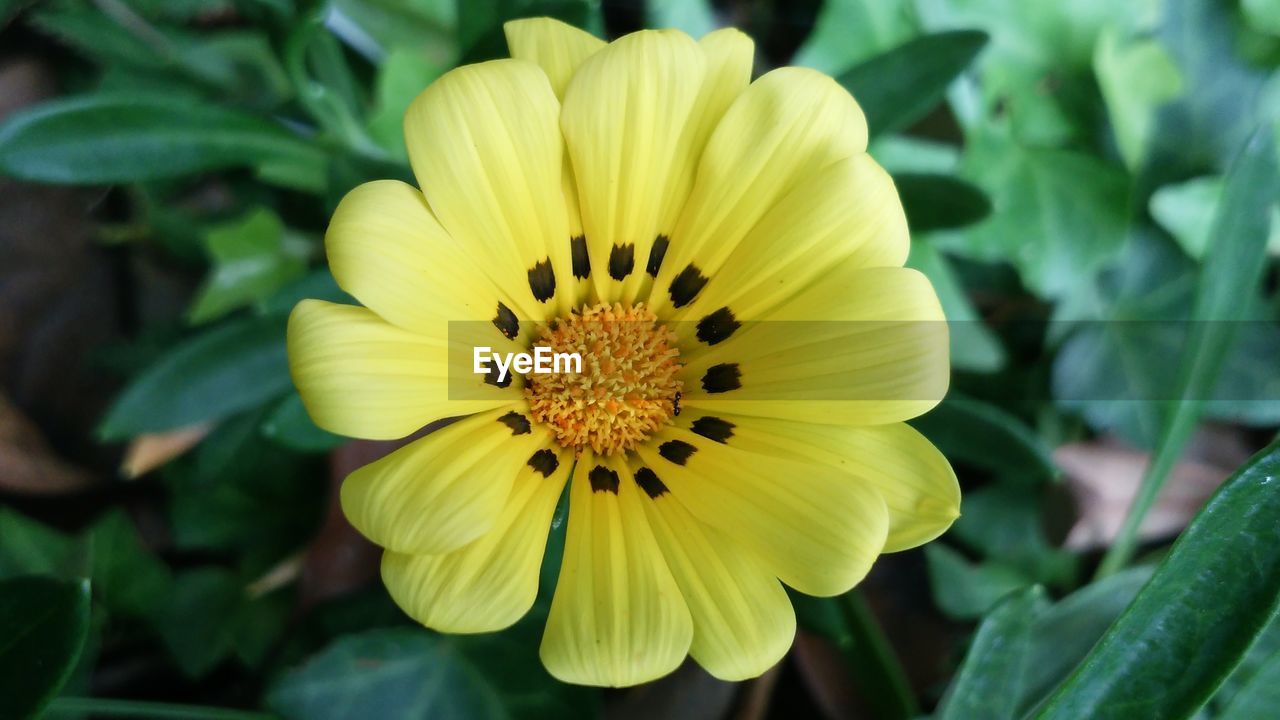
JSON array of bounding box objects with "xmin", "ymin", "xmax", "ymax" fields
[{"xmin": 288, "ymin": 17, "xmax": 959, "ymax": 687}]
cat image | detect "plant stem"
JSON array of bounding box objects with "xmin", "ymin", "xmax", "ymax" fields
[
  {"xmin": 837, "ymin": 590, "xmax": 919, "ymax": 720},
  {"xmin": 46, "ymin": 698, "xmax": 278, "ymax": 720}
]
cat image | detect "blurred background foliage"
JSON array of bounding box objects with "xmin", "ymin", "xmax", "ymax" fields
[{"xmin": 1, "ymin": 0, "xmax": 1279, "ymax": 718}]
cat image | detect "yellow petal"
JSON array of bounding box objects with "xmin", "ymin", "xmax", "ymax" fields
[
  {"xmin": 560, "ymin": 29, "xmax": 707, "ymax": 303},
  {"xmin": 326, "ymin": 180, "xmax": 534, "ymax": 340},
  {"xmin": 664, "ymin": 153, "xmax": 908, "ymax": 324},
  {"xmin": 287, "ymin": 300, "xmax": 514, "ymax": 440},
  {"xmin": 381, "ymin": 445, "xmax": 572, "ymax": 633},
  {"xmin": 503, "ymin": 17, "xmax": 605, "ymax": 98},
  {"xmin": 679, "ymin": 265, "xmax": 949, "ymax": 426},
  {"xmin": 540, "ymin": 454, "xmax": 693, "ymax": 686},
  {"xmin": 648, "ymin": 66, "xmax": 868, "ymax": 315},
  {"xmin": 677, "ymin": 413, "xmax": 959, "ymax": 552},
  {"xmin": 628, "ymin": 461, "xmax": 795, "ymax": 681},
  {"xmin": 405, "ymin": 59, "xmax": 574, "ymax": 317},
  {"xmin": 340, "ymin": 408, "xmax": 549, "ymax": 554},
  {"xmin": 635, "ymin": 427, "xmax": 889, "ymax": 597}
]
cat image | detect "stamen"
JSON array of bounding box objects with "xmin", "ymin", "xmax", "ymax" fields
[{"xmin": 525, "ymin": 303, "xmax": 683, "ymax": 456}]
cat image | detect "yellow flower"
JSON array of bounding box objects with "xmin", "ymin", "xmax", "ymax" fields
[{"xmin": 287, "ymin": 18, "xmax": 959, "ymax": 687}]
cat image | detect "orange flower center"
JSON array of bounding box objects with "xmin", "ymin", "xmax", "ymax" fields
[{"xmin": 525, "ymin": 302, "xmax": 682, "ymax": 456}]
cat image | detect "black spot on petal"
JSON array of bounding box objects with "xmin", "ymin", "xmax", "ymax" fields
[
  {"xmin": 647, "ymin": 235, "xmax": 669, "ymax": 277},
  {"xmin": 527, "ymin": 258, "xmax": 556, "ymax": 302},
  {"xmin": 493, "ymin": 302, "xmax": 519, "ymax": 339},
  {"xmin": 498, "ymin": 411, "xmax": 531, "ymax": 435},
  {"xmin": 571, "ymin": 235, "xmax": 590, "ymax": 279},
  {"xmin": 528, "ymin": 449, "xmax": 559, "ymax": 477},
  {"xmin": 696, "ymin": 307, "xmax": 740, "ymax": 345},
  {"xmin": 658, "ymin": 440, "xmax": 696, "ymax": 465},
  {"xmin": 484, "ymin": 365, "xmax": 512, "ymax": 388},
  {"xmin": 702, "ymin": 363, "xmax": 741, "ymax": 393},
  {"xmin": 669, "ymin": 264, "xmax": 708, "ymax": 308},
  {"xmin": 691, "ymin": 416, "xmax": 734, "ymax": 443},
  {"xmin": 608, "ymin": 244, "xmax": 635, "ymax": 280},
  {"xmin": 634, "ymin": 467, "xmax": 668, "ymax": 498},
  {"xmin": 589, "ymin": 465, "xmax": 619, "ymax": 493}
]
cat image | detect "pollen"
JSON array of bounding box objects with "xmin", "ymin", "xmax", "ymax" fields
[{"xmin": 525, "ymin": 302, "xmax": 682, "ymax": 456}]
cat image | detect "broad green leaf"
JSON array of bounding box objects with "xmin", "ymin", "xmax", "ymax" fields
[
  {"xmin": 188, "ymin": 208, "xmax": 310, "ymax": 324},
  {"xmin": 1052, "ymin": 229, "xmax": 1280, "ymax": 447},
  {"xmin": 647, "ymin": 0, "xmax": 716, "ymax": 37},
  {"xmin": 366, "ymin": 46, "xmax": 446, "ymax": 159},
  {"xmin": 154, "ymin": 568, "xmax": 244, "ymax": 677},
  {"xmin": 925, "ymin": 544, "xmax": 1031, "ymax": 620},
  {"xmin": 937, "ymin": 130, "xmax": 1129, "ymax": 299},
  {"xmin": 935, "ymin": 586, "xmax": 1047, "ymax": 720},
  {"xmin": 894, "ymin": 173, "xmax": 991, "ymax": 232},
  {"xmin": 1145, "ymin": 0, "xmax": 1277, "ymax": 177},
  {"xmin": 1244, "ymin": 0, "xmax": 1280, "ymax": 36},
  {"xmin": 1093, "ymin": 27, "xmax": 1183, "ymax": 170},
  {"xmin": 915, "ymin": 0, "xmax": 1129, "ymax": 142},
  {"xmin": 1218, "ymin": 649, "xmax": 1280, "ymax": 719},
  {"xmin": 167, "ymin": 411, "xmax": 323, "ymax": 572},
  {"xmin": 99, "ymin": 314, "xmax": 292, "ymax": 439},
  {"xmin": 1039, "ymin": 439, "xmax": 1280, "ymax": 718},
  {"xmin": 837, "ymin": 30, "xmax": 988, "ymax": 137},
  {"xmin": 0, "ymin": 94, "xmax": 324, "ymax": 189},
  {"xmin": 329, "ymin": 0, "xmax": 457, "ymax": 62},
  {"xmin": 259, "ymin": 267, "xmax": 351, "ymax": 317},
  {"xmin": 268, "ymin": 626, "xmax": 597, "ymax": 720},
  {"xmin": 1018, "ymin": 566, "xmax": 1154, "ymax": 714},
  {"xmin": 1097, "ymin": 129, "xmax": 1278, "ymax": 575},
  {"xmin": 870, "ymin": 135, "xmax": 961, "ymax": 175},
  {"xmin": 0, "ymin": 576, "xmax": 91, "ymax": 719},
  {"xmin": 910, "ymin": 396, "xmax": 1054, "ymax": 484},
  {"xmin": 261, "ymin": 392, "xmax": 345, "ymax": 452},
  {"xmin": 86, "ymin": 510, "xmax": 172, "ymax": 618},
  {"xmin": 792, "ymin": 0, "xmax": 917, "ymax": 74},
  {"xmin": 906, "ymin": 243, "xmax": 1005, "ymax": 373},
  {"xmin": 946, "ymin": 485, "xmax": 1078, "ymax": 588},
  {"xmin": 1150, "ymin": 175, "xmax": 1280, "ymax": 259},
  {"xmin": 0, "ymin": 508, "xmax": 77, "ymax": 579}
]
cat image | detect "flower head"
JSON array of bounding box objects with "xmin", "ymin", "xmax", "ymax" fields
[{"xmin": 287, "ymin": 17, "xmax": 959, "ymax": 687}]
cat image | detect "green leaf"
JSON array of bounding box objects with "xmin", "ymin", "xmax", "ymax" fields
[
  {"xmin": 925, "ymin": 544, "xmax": 1032, "ymax": 620},
  {"xmin": 329, "ymin": 0, "xmax": 457, "ymax": 62},
  {"xmin": 895, "ymin": 173, "xmax": 991, "ymax": 232},
  {"xmin": 905, "ymin": 243, "xmax": 1005, "ymax": 373},
  {"xmin": 837, "ymin": 30, "xmax": 988, "ymax": 137},
  {"xmin": 793, "ymin": 0, "xmax": 918, "ymax": 75},
  {"xmin": 1017, "ymin": 567, "xmax": 1154, "ymax": 715},
  {"xmin": 946, "ymin": 485, "xmax": 1078, "ymax": 588},
  {"xmin": 1039, "ymin": 439, "xmax": 1280, "ymax": 718},
  {"xmin": 910, "ymin": 395, "xmax": 1055, "ymax": 485},
  {"xmin": 1244, "ymin": 0, "xmax": 1280, "ymax": 36},
  {"xmin": 1097, "ymin": 128, "xmax": 1279, "ymax": 576},
  {"xmin": 1219, "ymin": 649, "xmax": 1280, "ymax": 719},
  {"xmin": 1093, "ymin": 26, "xmax": 1183, "ymax": 171},
  {"xmin": 0, "ymin": 94, "xmax": 324, "ymax": 188},
  {"xmin": 366, "ymin": 46, "xmax": 446, "ymax": 159},
  {"xmin": 935, "ymin": 586, "xmax": 1047, "ymax": 720},
  {"xmin": 0, "ymin": 508, "xmax": 78, "ymax": 580},
  {"xmin": 1150, "ymin": 175, "xmax": 1280, "ymax": 259},
  {"xmin": 647, "ymin": 0, "xmax": 716, "ymax": 37},
  {"xmin": 261, "ymin": 392, "xmax": 345, "ymax": 452},
  {"xmin": 188, "ymin": 208, "xmax": 310, "ymax": 324},
  {"xmin": 0, "ymin": 576, "xmax": 91, "ymax": 719},
  {"xmin": 268, "ymin": 626, "xmax": 597, "ymax": 720},
  {"xmin": 938, "ymin": 131, "xmax": 1130, "ymax": 299},
  {"xmin": 99, "ymin": 314, "xmax": 291, "ymax": 439},
  {"xmin": 154, "ymin": 568, "xmax": 243, "ymax": 677},
  {"xmin": 86, "ymin": 510, "xmax": 172, "ymax": 618},
  {"xmin": 167, "ymin": 411, "xmax": 323, "ymax": 572}
]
